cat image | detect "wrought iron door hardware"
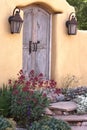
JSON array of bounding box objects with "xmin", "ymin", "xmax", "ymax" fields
[{"xmin": 29, "ymin": 41, "xmax": 40, "ymax": 54}]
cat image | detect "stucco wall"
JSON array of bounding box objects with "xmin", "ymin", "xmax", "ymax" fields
[{"xmin": 0, "ymin": 0, "xmax": 87, "ymax": 87}]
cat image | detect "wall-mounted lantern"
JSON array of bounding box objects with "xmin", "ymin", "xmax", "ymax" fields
[
  {"xmin": 66, "ymin": 12, "xmax": 77, "ymax": 35},
  {"xmin": 8, "ymin": 7, "xmax": 23, "ymax": 34}
]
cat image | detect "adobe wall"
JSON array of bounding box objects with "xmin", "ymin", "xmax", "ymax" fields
[{"xmin": 0, "ymin": 0, "xmax": 87, "ymax": 87}]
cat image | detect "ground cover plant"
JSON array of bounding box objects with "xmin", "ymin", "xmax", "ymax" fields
[
  {"xmin": 62, "ymin": 86, "xmax": 87, "ymax": 114},
  {"xmin": 0, "ymin": 116, "xmax": 14, "ymax": 130},
  {"xmin": 74, "ymin": 94, "xmax": 87, "ymax": 114},
  {"xmin": 0, "ymin": 85, "xmax": 13, "ymax": 117},
  {"xmin": 27, "ymin": 117, "xmax": 71, "ymax": 130},
  {"xmin": 63, "ymin": 86, "xmax": 87, "ymax": 100}
]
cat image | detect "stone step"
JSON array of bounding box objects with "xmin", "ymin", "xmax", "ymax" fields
[
  {"xmin": 49, "ymin": 101, "xmax": 77, "ymax": 112},
  {"xmin": 16, "ymin": 126, "xmax": 87, "ymax": 130},
  {"xmin": 53, "ymin": 114, "xmax": 87, "ymax": 122},
  {"xmin": 16, "ymin": 128, "xmax": 26, "ymax": 130},
  {"xmin": 71, "ymin": 126, "xmax": 87, "ymax": 130}
]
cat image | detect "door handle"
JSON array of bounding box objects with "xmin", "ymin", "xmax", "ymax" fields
[
  {"xmin": 35, "ymin": 41, "xmax": 40, "ymax": 52},
  {"xmin": 29, "ymin": 41, "xmax": 40, "ymax": 54},
  {"xmin": 29, "ymin": 41, "xmax": 32, "ymax": 54}
]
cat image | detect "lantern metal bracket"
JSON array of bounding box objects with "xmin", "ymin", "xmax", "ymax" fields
[
  {"xmin": 13, "ymin": 7, "xmax": 20, "ymax": 16},
  {"xmin": 8, "ymin": 7, "xmax": 20, "ymax": 24}
]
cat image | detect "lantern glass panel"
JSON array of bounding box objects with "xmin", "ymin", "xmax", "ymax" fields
[
  {"xmin": 10, "ymin": 21, "xmax": 22, "ymax": 33},
  {"xmin": 17, "ymin": 22, "xmax": 22, "ymax": 33},
  {"xmin": 10, "ymin": 21, "xmax": 14, "ymax": 33},
  {"xmin": 68, "ymin": 24, "xmax": 77, "ymax": 35},
  {"xmin": 14, "ymin": 21, "xmax": 21, "ymax": 33}
]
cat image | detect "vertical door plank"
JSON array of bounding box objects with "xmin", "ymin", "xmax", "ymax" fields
[
  {"xmin": 23, "ymin": 8, "xmax": 33, "ymax": 77},
  {"xmin": 36, "ymin": 7, "xmax": 50, "ymax": 78}
]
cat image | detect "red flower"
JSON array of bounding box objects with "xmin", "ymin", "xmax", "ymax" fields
[
  {"xmin": 13, "ymin": 84, "xmax": 16, "ymax": 88},
  {"xmin": 34, "ymin": 77, "xmax": 38, "ymax": 81},
  {"xmin": 8, "ymin": 79, "xmax": 12, "ymax": 85},
  {"xmin": 39, "ymin": 81, "xmax": 43, "ymax": 87},
  {"xmin": 50, "ymin": 80, "xmax": 57, "ymax": 87},
  {"xmin": 38, "ymin": 73, "xmax": 43, "ymax": 78},
  {"xmin": 29, "ymin": 89, "xmax": 34, "ymax": 94},
  {"xmin": 54, "ymin": 88, "xmax": 61, "ymax": 94},
  {"xmin": 29, "ymin": 78, "xmax": 33, "ymax": 81},
  {"xmin": 25, "ymin": 81, "xmax": 30, "ymax": 87},
  {"xmin": 14, "ymin": 80, "xmax": 18, "ymax": 84},
  {"xmin": 13, "ymin": 89, "xmax": 19, "ymax": 95},
  {"xmin": 19, "ymin": 69, "xmax": 23, "ymax": 74},
  {"xmin": 22, "ymin": 86, "xmax": 29, "ymax": 92},
  {"xmin": 44, "ymin": 81, "xmax": 49, "ymax": 87},
  {"xmin": 19, "ymin": 74, "xmax": 25, "ymax": 81},
  {"xmin": 42, "ymin": 93, "xmax": 47, "ymax": 97},
  {"xmin": 47, "ymin": 86, "xmax": 50, "ymax": 88},
  {"xmin": 29, "ymin": 70, "xmax": 35, "ymax": 78}
]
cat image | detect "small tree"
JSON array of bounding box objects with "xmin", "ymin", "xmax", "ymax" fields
[{"xmin": 67, "ymin": 0, "xmax": 87, "ymax": 30}]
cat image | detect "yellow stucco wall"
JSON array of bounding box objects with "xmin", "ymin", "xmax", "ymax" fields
[{"xmin": 0, "ymin": 0, "xmax": 87, "ymax": 87}]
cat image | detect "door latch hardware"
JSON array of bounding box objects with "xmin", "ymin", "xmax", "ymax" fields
[{"xmin": 29, "ymin": 41, "xmax": 40, "ymax": 54}]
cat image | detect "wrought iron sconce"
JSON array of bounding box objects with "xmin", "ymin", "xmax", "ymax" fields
[
  {"xmin": 66, "ymin": 12, "xmax": 77, "ymax": 35},
  {"xmin": 8, "ymin": 7, "xmax": 23, "ymax": 34}
]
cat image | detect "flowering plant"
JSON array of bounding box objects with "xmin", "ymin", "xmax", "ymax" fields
[
  {"xmin": 9, "ymin": 70, "xmax": 58, "ymax": 127},
  {"xmin": 74, "ymin": 94, "xmax": 87, "ymax": 114},
  {"xmin": 8, "ymin": 69, "xmax": 57, "ymax": 92},
  {"xmin": 8, "ymin": 69, "xmax": 60, "ymax": 102}
]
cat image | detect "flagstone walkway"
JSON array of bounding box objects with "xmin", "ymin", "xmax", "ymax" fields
[
  {"xmin": 48, "ymin": 101, "xmax": 87, "ymax": 130},
  {"xmin": 71, "ymin": 126, "xmax": 87, "ymax": 130}
]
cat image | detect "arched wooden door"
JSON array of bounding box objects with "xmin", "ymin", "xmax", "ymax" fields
[{"xmin": 23, "ymin": 6, "xmax": 51, "ymax": 79}]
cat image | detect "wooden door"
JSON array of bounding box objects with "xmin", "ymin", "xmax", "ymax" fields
[{"xmin": 23, "ymin": 6, "xmax": 51, "ymax": 79}]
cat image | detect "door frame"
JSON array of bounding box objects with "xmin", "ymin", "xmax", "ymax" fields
[{"xmin": 49, "ymin": 14, "xmax": 52, "ymax": 79}]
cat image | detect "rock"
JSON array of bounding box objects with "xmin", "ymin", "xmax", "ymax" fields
[
  {"xmin": 76, "ymin": 122, "xmax": 82, "ymax": 126},
  {"xmin": 54, "ymin": 114, "xmax": 87, "ymax": 122},
  {"xmin": 47, "ymin": 93, "xmax": 57, "ymax": 102},
  {"xmin": 49, "ymin": 101, "xmax": 77, "ymax": 112},
  {"xmin": 53, "ymin": 110, "xmax": 63, "ymax": 115},
  {"xmin": 48, "ymin": 94, "xmax": 65, "ymax": 103},
  {"xmin": 82, "ymin": 122, "xmax": 87, "ymax": 126},
  {"xmin": 63, "ymin": 111, "xmax": 69, "ymax": 116},
  {"xmin": 56, "ymin": 94, "xmax": 65, "ymax": 101},
  {"xmin": 45, "ymin": 108, "xmax": 54, "ymax": 115},
  {"xmin": 71, "ymin": 126, "xmax": 87, "ymax": 130},
  {"xmin": 16, "ymin": 128, "xmax": 27, "ymax": 130}
]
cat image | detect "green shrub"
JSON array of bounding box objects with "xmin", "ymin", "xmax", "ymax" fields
[
  {"xmin": 0, "ymin": 116, "xmax": 12, "ymax": 130},
  {"xmin": 0, "ymin": 85, "xmax": 13, "ymax": 117},
  {"xmin": 27, "ymin": 117, "xmax": 71, "ymax": 130},
  {"xmin": 10, "ymin": 89, "xmax": 50, "ymax": 127}
]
